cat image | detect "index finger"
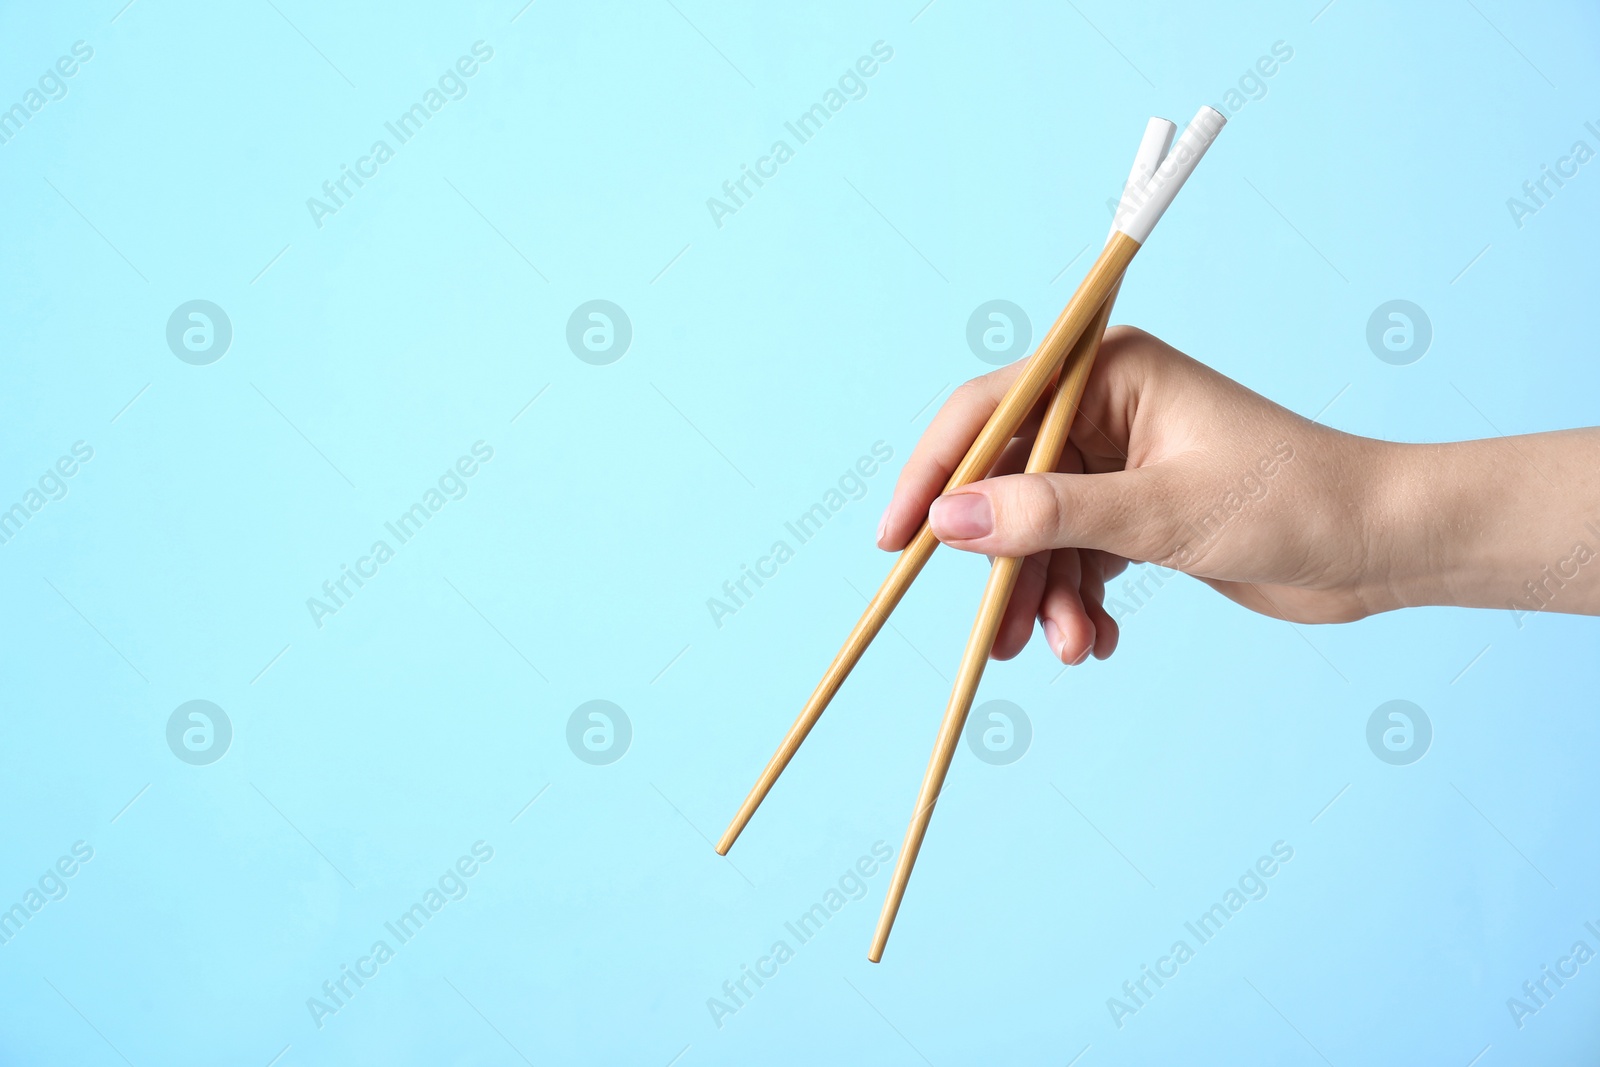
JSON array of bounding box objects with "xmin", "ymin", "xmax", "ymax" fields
[{"xmin": 877, "ymin": 360, "xmax": 1050, "ymax": 551}]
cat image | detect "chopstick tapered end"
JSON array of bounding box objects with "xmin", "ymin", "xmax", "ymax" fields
[
  {"xmin": 717, "ymin": 792, "xmax": 762, "ymax": 854},
  {"xmin": 868, "ymin": 904, "xmax": 898, "ymax": 962},
  {"xmin": 717, "ymin": 805, "xmax": 757, "ymax": 852}
]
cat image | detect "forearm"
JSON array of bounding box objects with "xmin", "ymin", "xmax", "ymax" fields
[{"xmin": 1376, "ymin": 429, "xmax": 1600, "ymax": 616}]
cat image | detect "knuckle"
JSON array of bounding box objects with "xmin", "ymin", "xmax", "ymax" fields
[
  {"xmin": 1100, "ymin": 323, "xmax": 1146, "ymax": 349},
  {"xmin": 948, "ymin": 378, "xmax": 987, "ymax": 412},
  {"xmin": 1004, "ymin": 476, "xmax": 1066, "ymax": 546},
  {"xmin": 949, "ymin": 378, "xmax": 979, "ymax": 401},
  {"xmin": 1097, "ymin": 324, "xmax": 1165, "ymax": 379}
]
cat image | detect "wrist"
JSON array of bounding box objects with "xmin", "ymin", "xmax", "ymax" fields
[{"xmin": 1364, "ymin": 439, "xmax": 1519, "ymax": 613}]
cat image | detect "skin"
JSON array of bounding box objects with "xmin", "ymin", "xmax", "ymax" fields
[{"xmin": 878, "ymin": 326, "xmax": 1600, "ymax": 665}]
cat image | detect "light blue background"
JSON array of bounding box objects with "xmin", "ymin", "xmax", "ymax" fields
[{"xmin": 3, "ymin": 1, "xmax": 1598, "ymax": 1063}]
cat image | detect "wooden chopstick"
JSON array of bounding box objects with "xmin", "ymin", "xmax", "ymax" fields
[
  {"xmin": 868, "ymin": 108, "xmax": 1229, "ymax": 958},
  {"xmin": 716, "ymin": 233, "xmax": 1141, "ymax": 856},
  {"xmin": 717, "ymin": 107, "xmax": 1224, "ymax": 861},
  {"xmin": 868, "ymin": 286, "xmax": 1120, "ymax": 962}
]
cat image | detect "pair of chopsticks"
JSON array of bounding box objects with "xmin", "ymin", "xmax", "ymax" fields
[{"xmin": 717, "ymin": 107, "xmax": 1227, "ymax": 962}]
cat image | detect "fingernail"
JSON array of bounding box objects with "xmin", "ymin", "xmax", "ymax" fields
[
  {"xmin": 1043, "ymin": 618, "xmax": 1067, "ymax": 661},
  {"xmin": 876, "ymin": 505, "xmax": 890, "ymax": 547},
  {"xmin": 929, "ymin": 493, "xmax": 992, "ymax": 540}
]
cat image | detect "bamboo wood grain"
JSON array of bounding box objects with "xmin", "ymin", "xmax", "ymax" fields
[
  {"xmin": 868, "ymin": 285, "xmax": 1121, "ymax": 962},
  {"xmin": 715, "ymin": 232, "xmax": 1142, "ymax": 856}
]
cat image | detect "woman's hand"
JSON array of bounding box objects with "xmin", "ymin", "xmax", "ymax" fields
[{"xmin": 877, "ymin": 326, "xmax": 1600, "ymax": 663}]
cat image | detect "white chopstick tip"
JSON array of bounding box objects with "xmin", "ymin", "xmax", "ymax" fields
[
  {"xmin": 1134, "ymin": 117, "xmax": 1178, "ymax": 182},
  {"xmin": 1192, "ymin": 105, "xmax": 1227, "ymax": 146},
  {"xmin": 1115, "ymin": 106, "xmax": 1228, "ymax": 245},
  {"xmin": 1109, "ymin": 118, "xmax": 1178, "ymax": 240}
]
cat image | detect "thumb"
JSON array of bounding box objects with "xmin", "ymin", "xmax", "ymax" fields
[{"xmin": 928, "ymin": 468, "xmax": 1181, "ymax": 560}]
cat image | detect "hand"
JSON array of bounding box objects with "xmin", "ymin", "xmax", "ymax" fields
[{"xmin": 877, "ymin": 326, "xmax": 1600, "ymax": 663}]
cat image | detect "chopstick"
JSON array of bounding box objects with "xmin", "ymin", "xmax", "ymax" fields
[
  {"xmin": 717, "ymin": 107, "xmax": 1226, "ymax": 859},
  {"xmin": 868, "ymin": 294, "xmax": 1115, "ymax": 961},
  {"xmin": 714, "ymin": 240, "xmax": 1134, "ymax": 856},
  {"xmin": 864, "ymin": 120, "xmax": 1177, "ymax": 962},
  {"xmin": 868, "ymin": 110, "xmax": 1228, "ymax": 959}
]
